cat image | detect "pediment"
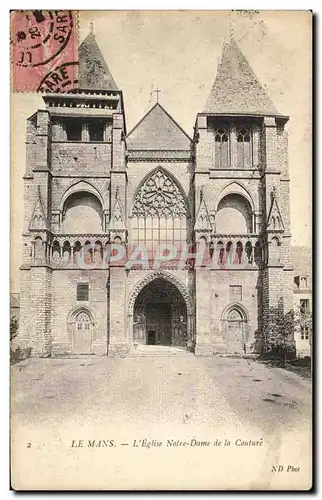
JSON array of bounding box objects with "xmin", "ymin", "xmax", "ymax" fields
[{"xmin": 127, "ymin": 103, "xmax": 191, "ymax": 151}]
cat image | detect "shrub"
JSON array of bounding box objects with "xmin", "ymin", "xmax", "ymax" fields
[
  {"xmin": 10, "ymin": 316, "xmax": 18, "ymax": 341},
  {"xmin": 10, "ymin": 346, "xmax": 32, "ymax": 364}
]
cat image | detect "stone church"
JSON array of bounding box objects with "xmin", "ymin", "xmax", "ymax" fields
[{"xmin": 18, "ymin": 32, "xmax": 294, "ymax": 357}]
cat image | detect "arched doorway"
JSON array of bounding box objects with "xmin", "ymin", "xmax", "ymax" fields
[
  {"xmin": 222, "ymin": 305, "xmax": 248, "ymax": 354},
  {"xmin": 132, "ymin": 278, "xmax": 189, "ymax": 348},
  {"xmin": 71, "ymin": 309, "xmax": 93, "ymax": 354}
]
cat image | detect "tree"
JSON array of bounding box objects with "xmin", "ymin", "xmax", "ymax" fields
[
  {"xmin": 264, "ymin": 303, "xmax": 296, "ymax": 362},
  {"xmin": 10, "ymin": 316, "xmax": 18, "ymax": 341},
  {"xmin": 294, "ymin": 304, "xmax": 312, "ymax": 358}
]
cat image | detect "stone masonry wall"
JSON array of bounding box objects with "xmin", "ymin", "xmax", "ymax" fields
[
  {"xmin": 28, "ymin": 266, "xmax": 52, "ymax": 356},
  {"xmin": 51, "ymin": 269, "xmax": 108, "ymax": 355},
  {"xmin": 51, "ymin": 142, "xmax": 111, "ymax": 174},
  {"xmin": 195, "ymin": 268, "xmax": 259, "ymax": 355}
]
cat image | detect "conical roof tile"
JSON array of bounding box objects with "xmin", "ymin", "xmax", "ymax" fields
[
  {"xmin": 204, "ymin": 38, "xmax": 280, "ymax": 116},
  {"xmin": 78, "ymin": 32, "xmax": 118, "ymax": 90}
]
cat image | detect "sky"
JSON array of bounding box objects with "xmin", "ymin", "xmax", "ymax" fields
[{"xmin": 10, "ymin": 10, "xmax": 312, "ymax": 292}]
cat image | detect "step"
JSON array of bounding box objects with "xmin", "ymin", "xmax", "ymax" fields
[{"xmin": 128, "ymin": 345, "xmax": 193, "ymax": 357}]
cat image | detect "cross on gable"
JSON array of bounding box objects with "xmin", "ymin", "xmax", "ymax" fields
[{"xmin": 154, "ymin": 87, "xmax": 162, "ymax": 102}]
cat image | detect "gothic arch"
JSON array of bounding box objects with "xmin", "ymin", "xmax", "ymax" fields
[
  {"xmin": 67, "ymin": 306, "xmax": 95, "ymax": 355},
  {"xmin": 221, "ymin": 302, "xmax": 250, "ymax": 349},
  {"xmin": 34, "ymin": 235, "xmax": 43, "ymax": 258},
  {"xmin": 59, "ymin": 180, "xmax": 106, "ymax": 212},
  {"xmin": 131, "ymin": 166, "xmax": 190, "ymax": 217},
  {"xmin": 215, "ymin": 181, "xmax": 255, "ymax": 213},
  {"xmin": 128, "ymin": 271, "xmax": 193, "ymax": 317},
  {"xmin": 221, "ymin": 302, "xmax": 250, "ymax": 322},
  {"xmin": 270, "ymin": 234, "xmax": 281, "ymax": 244},
  {"xmin": 67, "ymin": 305, "xmax": 96, "ymax": 325}
]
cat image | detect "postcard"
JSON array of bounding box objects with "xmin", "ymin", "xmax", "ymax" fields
[{"xmin": 10, "ymin": 10, "xmax": 312, "ymax": 490}]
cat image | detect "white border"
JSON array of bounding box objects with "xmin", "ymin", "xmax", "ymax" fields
[{"xmin": 3, "ymin": 3, "xmax": 317, "ymax": 498}]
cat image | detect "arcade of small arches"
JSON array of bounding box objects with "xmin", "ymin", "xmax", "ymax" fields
[
  {"xmin": 51, "ymin": 238, "xmax": 108, "ymax": 265},
  {"xmin": 209, "ymin": 238, "xmax": 263, "ymax": 266},
  {"xmin": 32, "ymin": 233, "xmax": 281, "ymax": 269},
  {"xmin": 31, "ymin": 172, "xmax": 277, "ymax": 268},
  {"xmin": 33, "ymin": 236, "xmax": 111, "ymax": 266}
]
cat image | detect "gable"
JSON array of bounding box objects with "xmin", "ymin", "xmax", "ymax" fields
[
  {"xmin": 194, "ymin": 197, "xmax": 212, "ymax": 231},
  {"xmin": 267, "ymin": 196, "xmax": 284, "ymax": 231},
  {"xmin": 127, "ymin": 103, "xmax": 191, "ymax": 150},
  {"xmin": 29, "ymin": 186, "xmax": 48, "ymax": 230}
]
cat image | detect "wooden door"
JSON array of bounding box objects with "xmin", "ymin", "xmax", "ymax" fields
[
  {"xmin": 146, "ymin": 303, "xmax": 171, "ymax": 345},
  {"xmin": 73, "ymin": 311, "xmax": 92, "ymax": 354},
  {"xmin": 227, "ymin": 309, "xmax": 244, "ymax": 354}
]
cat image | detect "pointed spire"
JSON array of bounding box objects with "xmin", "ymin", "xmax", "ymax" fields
[
  {"xmin": 204, "ymin": 38, "xmax": 280, "ymax": 116},
  {"xmin": 29, "ymin": 185, "xmax": 47, "ymax": 230},
  {"xmin": 78, "ymin": 29, "xmax": 118, "ymax": 91},
  {"xmin": 194, "ymin": 195, "xmax": 212, "ymax": 232},
  {"xmin": 109, "ymin": 187, "xmax": 126, "ymax": 231},
  {"xmin": 267, "ymin": 189, "xmax": 284, "ymax": 231}
]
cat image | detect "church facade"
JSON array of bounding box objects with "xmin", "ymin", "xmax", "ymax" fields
[{"xmin": 18, "ymin": 33, "xmax": 294, "ymax": 357}]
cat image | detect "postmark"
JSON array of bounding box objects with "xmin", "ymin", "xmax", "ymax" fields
[
  {"xmin": 11, "ymin": 10, "xmax": 78, "ymax": 92},
  {"xmin": 37, "ymin": 61, "xmax": 78, "ymax": 93}
]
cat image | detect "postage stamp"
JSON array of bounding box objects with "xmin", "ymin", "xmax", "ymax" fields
[
  {"xmin": 10, "ymin": 10, "xmax": 78, "ymax": 92},
  {"xmin": 10, "ymin": 10, "xmax": 312, "ymax": 491}
]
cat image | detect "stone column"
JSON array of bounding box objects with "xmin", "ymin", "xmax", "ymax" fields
[
  {"xmin": 82, "ymin": 122, "xmax": 89, "ymax": 142},
  {"xmin": 104, "ymin": 122, "xmax": 112, "ymax": 142},
  {"xmin": 28, "ymin": 267, "xmax": 52, "ymax": 356},
  {"xmin": 108, "ymin": 267, "xmax": 130, "ymax": 357},
  {"xmin": 194, "ymin": 268, "xmax": 213, "ymax": 355},
  {"xmin": 252, "ymin": 125, "xmax": 260, "ymax": 168},
  {"xmin": 230, "ymin": 124, "xmax": 237, "ymax": 168}
]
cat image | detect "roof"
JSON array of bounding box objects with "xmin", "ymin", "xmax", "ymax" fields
[
  {"xmin": 10, "ymin": 293, "xmax": 20, "ymax": 308},
  {"xmin": 78, "ymin": 32, "xmax": 118, "ymax": 91},
  {"xmin": 203, "ymin": 38, "xmax": 281, "ymax": 116},
  {"xmin": 292, "ymin": 246, "xmax": 312, "ymax": 280},
  {"xmin": 291, "ymin": 246, "xmax": 312, "ymax": 292},
  {"xmin": 126, "ymin": 103, "xmax": 191, "ymax": 150}
]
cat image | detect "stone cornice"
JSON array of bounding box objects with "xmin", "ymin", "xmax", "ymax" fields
[
  {"xmin": 211, "ymin": 233, "xmax": 260, "ymax": 239},
  {"xmin": 127, "ymin": 149, "xmax": 192, "ymax": 162},
  {"xmin": 50, "ymin": 173, "xmax": 111, "ymax": 178},
  {"xmin": 53, "ymin": 233, "xmax": 110, "ymax": 238}
]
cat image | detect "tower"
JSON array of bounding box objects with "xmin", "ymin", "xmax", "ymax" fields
[
  {"xmin": 193, "ymin": 38, "xmax": 293, "ymax": 354},
  {"xmin": 19, "ymin": 30, "xmax": 127, "ymax": 356}
]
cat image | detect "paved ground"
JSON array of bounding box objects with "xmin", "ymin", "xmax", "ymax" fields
[
  {"xmin": 11, "ymin": 352, "xmax": 311, "ymax": 432},
  {"xmin": 11, "ymin": 352, "xmax": 312, "ymax": 490}
]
